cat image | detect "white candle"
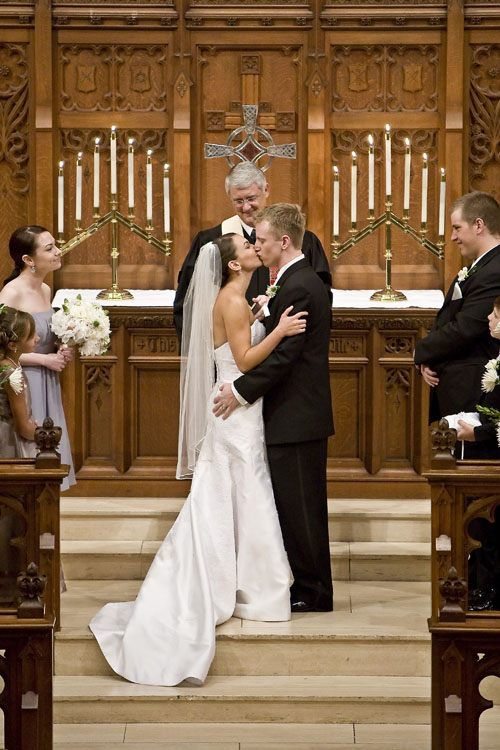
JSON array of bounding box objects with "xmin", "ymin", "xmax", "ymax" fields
[
  {"xmin": 93, "ymin": 138, "xmax": 100, "ymax": 210},
  {"xmin": 351, "ymin": 151, "xmax": 357, "ymax": 225},
  {"xmin": 110, "ymin": 126, "xmax": 117, "ymax": 195},
  {"xmin": 75, "ymin": 152, "xmax": 82, "ymax": 222},
  {"xmin": 58, "ymin": 161, "xmax": 64, "ymax": 235},
  {"xmin": 163, "ymin": 163, "xmax": 170, "ymax": 233},
  {"xmin": 333, "ymin": 166, "xmax": 339, "ymax": 236},
  {"xmin": 403, "ymin": 138, "xmax": 411, "ymax": 212},
  {"xmin": 385, "ymin": 124, "xmax": 391, "ymax": 199},
  {"xmin": 128, "ymin": 139, "xmax": 134, "ymax": 210},
  {"xmin": 146, "ymin": 149, "xmax": 153, "ymax": 223},
  {"xmin": 421, "ymin": 153, "xmax": 428, "ymax": 225},
  {"xmin": 368, "ymin": 134, "xmax": 374, "ymax": 212},
  {"xmin": 439, "ymin": 168, "xmax": 446, "ymax": 236}
]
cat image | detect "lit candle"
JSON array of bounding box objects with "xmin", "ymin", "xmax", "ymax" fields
[
  {"xmin": 163, "ymin": 163, "xmax": 170, "ymax": 233},
  {"xmin": 385, "ymin": 124, "xmax": 391, "ymax": 199},
  {"xmin": 128, "ymin": 139, "xmax": 134, "ymax": 211},
  {"xmin": 351, "ymin": 151, "xmax": 357, "ymax": 225},
  {"xmin": 421, "ymin": 153, "xmax": 428, "ymax": 225},
  {"xmin": 110, "ymin": 125, "xmax": 117, "ymax": 195},
  {"xmin": 75, "ymin": 151, "xmax": 83, "ymax": 222},
  {"xmin": 438, "ymin": 167, "xmax": 446, "ymax": 237},
  {"xmin": 146, "ymin": 149, "xmax": 153, "ymax": 223},
  {"xmin": 368, "ymin": 134, "xmax": 374, "ymax": 212},
  {"xmin": 93, "ymin": 138, "xmax": 100, "ymax": 211},
  {"xmin": 403, "ymin": 137, "xmax": 411, "ymax": 212},
  {"xmin": 333, "ymin": 165, "xmax": 339, "ymax": 237},
  {"xmin": 58, "ymin": 161, "xmax": 64, "ymax": 235}
]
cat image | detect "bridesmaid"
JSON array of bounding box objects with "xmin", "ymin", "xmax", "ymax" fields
[{"xmin": 0, "ymin": 226, "xmax": 76, "ymax": 490}]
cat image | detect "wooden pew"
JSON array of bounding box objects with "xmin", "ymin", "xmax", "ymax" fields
[
  {"xmin": 426, "ymin": 419, "xmax": 500, "ymax": 750},
  {"xmin": 0, "ymin": 419, "xmax": 68, "ymax": 749}
]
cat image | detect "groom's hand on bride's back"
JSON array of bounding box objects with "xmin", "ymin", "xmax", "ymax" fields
[{"xmin": 213, "ymin": 383, "xmax": 239, "ymax": 420}]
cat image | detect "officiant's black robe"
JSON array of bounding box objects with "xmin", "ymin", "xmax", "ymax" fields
[
  {"xmin": 414, "ymin": 244, "xmax": 500, "ymax": 424},
  {"xmin": 173, "ymin": 222, "xmax": 332, "ymax": 341}
]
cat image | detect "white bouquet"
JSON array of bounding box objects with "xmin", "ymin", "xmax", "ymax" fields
[{"xmin": 51, "ymin": 295, "xmax": 111, "ymax": 356}]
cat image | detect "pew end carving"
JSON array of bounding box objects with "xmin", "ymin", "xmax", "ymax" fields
[{"xmin": 426, "ymin": 428, "xmax": 500, "ymax": 749}]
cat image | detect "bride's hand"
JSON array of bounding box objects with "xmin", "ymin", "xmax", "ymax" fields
[{"xmin": 277, "ymin": 306, "xmax": 308, "ymax": 337}]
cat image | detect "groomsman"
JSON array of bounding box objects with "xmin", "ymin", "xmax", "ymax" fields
[
  {"xmin": 173, "ymin": 162, "xmax": 331, "ymax": 340},
  {"xmin": 414, "ymin": 191, "xmax": 500, "ymax": 424},
  {"xmin": 213, "ymin": 204, "xmax": 334, "ymax": 612}
]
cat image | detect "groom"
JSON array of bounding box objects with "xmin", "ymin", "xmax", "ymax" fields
[{"xmin": 213, "ymin": 203, "xmax": 334, "ymax": 612}]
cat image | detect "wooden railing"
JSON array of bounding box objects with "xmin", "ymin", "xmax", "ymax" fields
[
  {"xmin": 0, "ymin": 419, "xmax": 69, "ymax": 750},
  {"xmin": 426, "ymin": 419, "xmax": 500, "ymax": 750}
]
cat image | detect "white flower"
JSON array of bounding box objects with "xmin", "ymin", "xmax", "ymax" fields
[
  {"xmin": 457, "ymin": 267, "xmax": 468, "ymax": 282},
  {"xmin": 266, "ymin": 285, "xmax": 280, "ymax": 298},
  {"xmin": 51, "ymin": 296, "xmax": 110, "ymax": 357},
  {"xmin": 481, "ymin": 359, "xmax": 500, "ymax": 392},
  {"xmin": 8, "ymin": 367, "xmax": 24, "ymax": 395}
]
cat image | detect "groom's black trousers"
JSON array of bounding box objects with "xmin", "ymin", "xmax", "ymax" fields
[{"xmin": 267, "ymin": 438, "xmax": 333, "ymax": 610}]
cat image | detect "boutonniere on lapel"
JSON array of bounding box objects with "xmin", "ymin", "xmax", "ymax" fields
[
  {"xmin": 481, "ymin": 358, "xmax": 500, "ymax": 393},
  {"xmin": 457, "ymin": 265, "xmax": 476, "ymax": 283},
  {"xmin": 476, "ymin": 404, "xmax": 500, "ymax": 447},
  {"xmin": 266, "ymin": 285, "xmax": 280, "ymax": 298}
]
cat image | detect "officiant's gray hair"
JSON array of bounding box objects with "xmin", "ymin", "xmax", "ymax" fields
[{"xmin": 225, "ymin": 162, "xmax": 267, "ymax": 194}]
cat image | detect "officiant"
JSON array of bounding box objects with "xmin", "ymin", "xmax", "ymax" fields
[{"xmin": 173, "ymin": 161, "xmax": 332, "ymax": 340}]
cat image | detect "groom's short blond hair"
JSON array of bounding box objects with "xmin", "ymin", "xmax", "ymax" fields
[{"xmin": 255, "ymin": 203, "xmax": 305, "ymax": 249}]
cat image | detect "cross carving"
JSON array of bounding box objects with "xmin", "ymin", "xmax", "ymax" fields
[{"xmin": 204, "ymin": 105, "xmax": 296, "ymax": 172}]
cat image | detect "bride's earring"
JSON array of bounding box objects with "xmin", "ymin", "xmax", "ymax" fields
[{"xmin": 30, "ymin": 264, "xmax": 36, "ymax": 273}]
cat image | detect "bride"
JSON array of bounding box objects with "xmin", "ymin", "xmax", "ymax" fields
[{"xmin": 89, "ymin": 233, "xmax": 307, "ymax": 686}]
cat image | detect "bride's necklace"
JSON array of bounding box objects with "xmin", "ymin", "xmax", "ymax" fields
[{"xmin": 5, "ymin": 356, "xmax": 20, "ymax": 369}]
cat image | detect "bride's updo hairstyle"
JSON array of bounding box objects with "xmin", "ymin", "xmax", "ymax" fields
[
  {"xmin": 0, "ymin": 306, "xmax": 35, "ymax": 357},
  {"xmin": 4, "ymin": 225, "xmax": 49, "ymax": 286},
  {"xmin": 213, "ymin": 233, "xmax": 237, "ymax": 287}
]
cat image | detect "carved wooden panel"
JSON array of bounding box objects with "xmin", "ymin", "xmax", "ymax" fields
[
  {"xmin": 469, "ymin": 44, "xmax": 500, "ymax": 199},
  {"xmin": 59, "ymin": 44, "xmax": 167, "ymax": 112},
  {"xmin": 85, "ymin": 363, "xmax": 114, "ymax": 461},
  {"xmin": 132, "ymin": 362, "xmax": 180, "ymax": 462},
  {"xmin": 384, "ymin": 366, "xmax": 412, "ymax": 461},
  {"xmin": 196, "ymin": 45, "xmax": 303, "ymax": 233},
  {"xmin": 0, "ymin": 43, "xmax": 29, "ymax": 287},
  {"xmin": 328, "ymin": 367, "xmax": 364, "ymax": 460},
  {"xmin": 332, "ymin": 45, "xmax": 439, "ymax": 113}
]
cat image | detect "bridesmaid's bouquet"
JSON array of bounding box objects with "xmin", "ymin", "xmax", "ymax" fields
[{"xmin": 51, "ymin": 295, "xmax": 111, "ymax": 356}]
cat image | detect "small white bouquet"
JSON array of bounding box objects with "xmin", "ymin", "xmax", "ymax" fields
[{"xmin": 51, "ymin": 295, "xmax": 110, "ymax": 356}]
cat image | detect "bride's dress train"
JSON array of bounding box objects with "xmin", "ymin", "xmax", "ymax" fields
[{"xmin": 89, "ymin": 322, "xmax": 291, "ymax": 686}]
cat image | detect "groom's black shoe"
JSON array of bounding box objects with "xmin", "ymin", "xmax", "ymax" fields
[{"xmin": 291, "ymin": 599, "xmax": 333, "ymax": 613}]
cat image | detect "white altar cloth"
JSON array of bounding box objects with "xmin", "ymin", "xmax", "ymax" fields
[{"xmin": 52, "ymin": 288, "xmax": 444, "ymax": 310}]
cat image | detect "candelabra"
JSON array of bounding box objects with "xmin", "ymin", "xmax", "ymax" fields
[
  {"xmin": 57, "ymin": 128, "xmax": 171, "ymax": 301},
  {"xmin": 331, "ymin": 128, "xmax": 445, "ymax": 302}
]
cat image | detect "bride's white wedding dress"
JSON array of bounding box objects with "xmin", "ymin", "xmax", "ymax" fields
[{"xmin": 89, "ymin": 322, "xmax": 291, "ymax": 686}]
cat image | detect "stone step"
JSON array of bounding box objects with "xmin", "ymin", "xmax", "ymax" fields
[
  {"xmin": 60, "ymin": 539, "xmax": 430, "ymax": 582},
  {"xmin": 61, "ymin": 497, "xmax": 430, "ymax": 544},
  {"xmin": 55, "ymin": 580, "xmax": 430, "ymax": 678},
  {"xmin": 53, "ymin": 674, "xmax": 431, "ymax": 725}
]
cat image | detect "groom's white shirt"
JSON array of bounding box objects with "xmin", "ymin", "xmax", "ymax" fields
[{"xmin": 231, "ymin": 253, "xmax": 305, "ymax": 406}]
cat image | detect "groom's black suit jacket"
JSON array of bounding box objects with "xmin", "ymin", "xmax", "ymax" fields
[
  {"xmin": 414, "ymin": 244, "xmax": 500, "ymax": 423},
  {"xmin": 234, "ymin": 258, "xmax": 334, "ymax": 444}
]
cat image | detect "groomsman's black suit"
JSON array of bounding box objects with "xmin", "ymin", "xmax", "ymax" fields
[
  {"xmin": 233, "ymin": 258, "xmax": 334, "ymax": 610},
  {"xmin": 173, "ymin": 219, "xmax": 332, "ymax": 341},
  {"xmin": 414, "ymin": 244, "xmax": 500, "ymax": 424}
]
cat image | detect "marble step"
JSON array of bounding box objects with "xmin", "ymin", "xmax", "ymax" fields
[
  {"xmin": 61, "ymin": 497, "xmax": 430, "ymax": 544},
  {"xmin": 60, "ymin": 539, "xmax": 430, "ymax": 582},
  {"xmin": 53, "ymin": 674, "xmax": 431, "ymax": 725},
  {"xmin": 55, "ymin": 580, "xmax": 430, "ymax": 678}
]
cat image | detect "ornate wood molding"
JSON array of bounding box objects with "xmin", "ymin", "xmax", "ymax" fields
[{"xmin": 185, "ymin": 1, "xmax": 314, "ymax": 29}]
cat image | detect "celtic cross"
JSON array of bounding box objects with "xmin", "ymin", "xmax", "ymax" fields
[{"xmin": 204, "ymin": 105, "xmax": 296, "ymax": 172}]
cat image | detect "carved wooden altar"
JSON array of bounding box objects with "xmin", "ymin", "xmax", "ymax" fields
[{"xmin": 61, "ymin": 303, "xmax": 435, "ymax": 498}]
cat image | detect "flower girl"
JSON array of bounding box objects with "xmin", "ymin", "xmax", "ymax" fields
[{"xmin": 0, "ymin": 305, "xmax": 40, "ymax": 457}]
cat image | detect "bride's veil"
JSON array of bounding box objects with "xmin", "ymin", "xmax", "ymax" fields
[{"xmin": 176, "ymin": 241, "xmax": 222, "ymax": 479}]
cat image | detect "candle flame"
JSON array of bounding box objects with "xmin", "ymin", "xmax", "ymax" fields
[
  {"xmin": 441, "ymin": 167, "xmax": 445, "ymax": 177},
  {"xmin": 95, "ymin": 137, "xmax": 100, "ymax": 145},
  {"xmin": 368, "ymin": 134, "xmax": 373, "ymax": 146},
  {"xmin": 147, "ymin": 149, "xmax": 153, "ymax": 156},
  {"xmin": 385, "ymin": 124, "xmax": 390, "ymax": 134},
  {"xmin": 405, "ymin": 137, "xmax": 410, "ymax": 147},
  {"xmin": 423, "ymin": 153, "xmax": 428, "ymax": 163},
  {"xmin": 128, "ymin": 138, "xmax": 134, "ymax": 146},
  {"xmin": 111, "ymin": 125, "xmax": 116, "ymax": 132},
  {"xmin": 59, "ymin": 161, "xmax": 64, "ymax": 169},
  {"xmin": 164, "ymin": 163, "xmax": 169, "ymax": 171},
  {"xmin": 333, "ymin": 165, "xmax": 339, "ymax": 175},
  {"xmin": 77, "ymin": 152, "xmax": 83, "ymax": 159},
  {"xmin": 352, "ymin": 151, "xmax": 357, "ymax": 159}
]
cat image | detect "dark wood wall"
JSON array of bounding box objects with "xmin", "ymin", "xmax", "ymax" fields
[{"xmin": 1, "ymin": 0, "xmax": 498, "ymax": 292}]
